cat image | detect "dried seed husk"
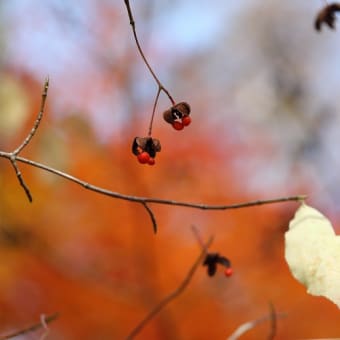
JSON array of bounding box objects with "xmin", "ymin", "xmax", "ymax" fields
[
  {"xmin": 132, "ymin": 137, "xmax": 161, "ymax": 157},
  {"xmin": 315, "ymin": 3, "xmax": 340, "ymax": 31},
  {"xmin": 163, "ymin": 102, "xmax": 191, "ymax": 124},
  {"xmin": 132, "ymin": 137, "xmax": 146, "ymax": 155}
]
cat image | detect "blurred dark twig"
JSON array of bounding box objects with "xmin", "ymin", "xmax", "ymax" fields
[
  {"xmin": 227, "ymin": 304, "xmax": 285, "ymax": 340},
  {"xmin": 142, "ymin": 202, "xmax": 157, "ymax": 233},
  {"xmin": 125, "ymin": 236, "xmax": 213, "ymax": 339},
  {"xmin": 267, "ymin": 302, "xmax": 277, "ymax": 340},
  {"xmin": 0, "ymin": 313, "xmax": 59, "ymax": 340}
]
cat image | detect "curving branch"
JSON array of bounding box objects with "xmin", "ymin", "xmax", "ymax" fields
[
  {"xmin": 0, "ymin": 313, "xmax": 58, "ymax": 340},
  {"xmin": 0, "ymin": 148, "xmax": 305, "ymax": 231},
  {"xmin": 0, "ymin": 150, "xmax": 305, "ymax": 207},
  {"xmin": 123, "ymin": 0, "xmax": 175, "ymax": 105},
  {"xmin": 141, "ymin": 202, "xmax": 158, "ymax": 233},
  {"xmin": 125, "ymin": 236, "xmax": 214, "ymax": 339},
  {"xmin": 124, "ymin": 0, "xmax": 175, "ymax": 135},
  {"xmin": 5, "ymin": 78, "xmax": 50, "ymax": 202},
  {"xmin": 227, "ymin": 304, "xmax": 285, "ymax": 340},
  {"xmin": 13, "ymin": 78, "xmax": 49, "ymax": 155}
]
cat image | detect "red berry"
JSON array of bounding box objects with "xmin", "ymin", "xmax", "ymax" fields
[
  {"xmin": 224, "ymin": 268, "xmax": 233, "ymax": 277},
  {"xmin": 172, "ymin": 121, "xmax": 184, "ymax": 130},
  {"xmin": 148, "ymin": 158, "xmax": 155, "ymax": 165},
  {"xmin": 137, "ymin": 152, "xmax": 150, "ymax": 164},
  {"xmin": 182, "ymin": 115, "xmax": 191, "ymax": 126}
]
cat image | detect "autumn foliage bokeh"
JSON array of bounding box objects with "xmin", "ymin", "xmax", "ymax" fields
[{"xmin": 1, "ymin": 1, "xmax": 340, "ymax": 339}]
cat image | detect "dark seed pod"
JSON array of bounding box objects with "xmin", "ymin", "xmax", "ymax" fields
[
  {"xmin": 132, "ymin": 137, "xmax": 146, "ymax": 156},
  {"xmin": 132, "ymin": 136, "xmax": 161, "ymax": 158},
  {"xmin": 144, "ymin": 137, "xmax": 161, "ymax": 158},
  {"xmin": 163, "ymin": 102, "xmax": 191, "ymax": 124},
  {"xmin": 315, "ymin": 3, "xmax": 340, "ymax": 31},
  {"xmin": 203, "ymin": 252, "xmax": 231, "ymax": 277}
]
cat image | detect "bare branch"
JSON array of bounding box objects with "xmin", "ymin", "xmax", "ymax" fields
[
  {"xmin": 141, "ymin": 202, "xmax": 157, "ymax": 233},
  {"xmin": 13, "ymin": 77, "xmax": 49, "ymax": 155},
  {"xmin": 125, "ymin": 236, "xmax": 213, "ymax": 339},
  {"xmin": 0, "ymin": 149, "xmax": 305, "ymax": 228},
  {"xmin": 0, "ymin": 152, "xmax": 308, "ymax": 209},
  {"xmin": 9, "ymin": 156, "xmax": 32, "ymax": 202},
  {"xmin": 0, "ymin": 313, "xmax": 59, "ymax": 340}
]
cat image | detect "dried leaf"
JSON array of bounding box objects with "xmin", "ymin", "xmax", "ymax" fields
[{"xmin": 285, "ymin": 203, "xmax": 340, "ymax": 308}]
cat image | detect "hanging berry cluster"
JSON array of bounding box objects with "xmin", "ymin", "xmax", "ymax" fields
[
  {"xmin": 125, "ymin": 0, "xmax": 192, "ymax": 165},
  {"xmin": 132, "ymin": 137, "xmax": 161, "ymax": 165},
  {"xmin": 203, "ymin": 252, "xmax": 233, "ymax": 278},
  {"xmin": 132, "ymin": 101, "xmax": 191, "ymax": 165},
  {"xmin": 163, "ymin": 102, "xmax": 191, "ymax": 131}
]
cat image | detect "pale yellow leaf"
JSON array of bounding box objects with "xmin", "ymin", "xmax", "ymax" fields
[{"xmin": 285, "ymin": 203, "xmax": 340, "ymax": 308}]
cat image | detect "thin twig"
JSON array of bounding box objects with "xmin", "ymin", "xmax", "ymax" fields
[
  {"xmin": 191, "ymin": 225, "xmax": 206, "ymax": 249},
  {"xmin": 267, "ymin": 302, "xmax": 277, "ymax": 340},
  {"xmin": 227, "ymin": 309, "xmax": 286, "ymax": 340},
  {"xmin": 125, "ymin": 236, "xmax": 213, "ymax": 339},
  {"xmin": 0, "ymin": 313, "xmax": 59, "ymax": 340},
  {"xmin": 141, "ymin": 202, "xmax": 157, "ymax": 233},
  {"xmin": 13, "ymin": 77, "xmax": 49, "ymax": 155},
  {"xmin": 123, "ymin": 0, "xmax": 175, "ymax": 105},
  {"xmin": 9, "ymin": 156, "xmax": 32, "ymax": 202}
]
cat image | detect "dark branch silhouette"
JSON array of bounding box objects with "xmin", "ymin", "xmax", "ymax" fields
[
  {"xmin": 0, "ymin": 313, "xmax": 58, "ymax": 340},
  {"xmin": 125, "ymin": 236, "xmax": 214, "ymax": 339}
]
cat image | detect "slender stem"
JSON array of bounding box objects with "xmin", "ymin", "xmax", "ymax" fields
[
  {"xmin": 142, "ymin": 202, "xmax": 157, "ymax": 233},
  {"xmin": 13, "ymin": 78, "xmax": 49, "ymax": 155},
  {"xmin": 124, "ymin": 0, "xmax": 175, "ymax": 105},
  {"xmin": 9, "ymin": 156, "xmax": 32, "ymax": 202},
  {"xmin": 125, "ymin": 236, "xmax": 213, "ymax": 339},
  {"xmin": 148, "ymin": 87, "xmax": 161, "ymax": 136}
]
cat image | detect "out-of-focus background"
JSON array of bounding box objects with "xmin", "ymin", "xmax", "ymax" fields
[{"xmin": 0, "ymin": 1, "xmax": 340, "ymax": 339}]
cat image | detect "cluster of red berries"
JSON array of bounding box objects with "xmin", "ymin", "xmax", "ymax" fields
[
  {"xmin": 137, "ymin": 151, "xmax": 155, "ymax": 165},
  {"xmin": 163, "ymin": 102, "xmax": 191, "ymax": 131},
  {"xmin": 132, "ymin": 136, "xmax": 161, "ymax": 165},
  {"xmin": 132, "ymin": 102, "xmax": 191, "ymax": 165},
  {"xmin": 203, "ymin": 252, "xmax": 233, "ymax": 278}
]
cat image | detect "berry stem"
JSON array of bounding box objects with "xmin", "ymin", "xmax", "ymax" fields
[
  {"xmin": 148, "ymin": 87, "xmax": 161, "ymax": 136},
  {"xmin": 124, "ymin": 0, "xmax": 175, "ymax": 107}
]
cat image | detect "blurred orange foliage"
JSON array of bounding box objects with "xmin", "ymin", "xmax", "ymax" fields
[
  {"xmin": 0, "ymin": 1, "xmax": 340, "ymax": 337},
  {"xmin": 0, "ymin": 73, "xmax": 339, "ymax": 340}
]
